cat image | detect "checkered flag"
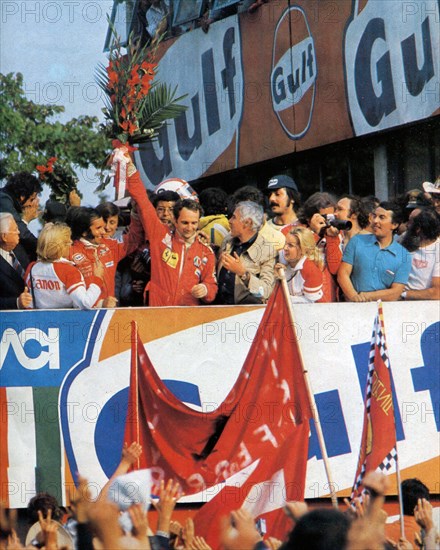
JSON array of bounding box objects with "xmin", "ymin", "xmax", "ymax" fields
[{"xmin": 350, "ymin": 302, "xmax": 398, "ymax": 501}]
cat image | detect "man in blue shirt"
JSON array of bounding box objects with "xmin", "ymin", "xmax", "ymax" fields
[{"xmin": 338, "ymin": 202, "xmax": 411, "ymax": 301}]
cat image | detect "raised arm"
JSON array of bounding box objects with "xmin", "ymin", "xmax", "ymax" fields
[
  {"xmin": 124, "ymin": 155, "xmax": 166, "ymax": 244},
  {"xmin": 325, "ymin": 233, "xmax": 343, "ymax": 275},
  {"xmin": 97, "ymin": 442, "xmax": 142, "ymax": 502}
]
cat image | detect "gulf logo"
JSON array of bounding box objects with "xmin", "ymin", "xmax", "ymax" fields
[{"xmin": 271, "ymin": 6, "xmax": 317, "ymax": 139}]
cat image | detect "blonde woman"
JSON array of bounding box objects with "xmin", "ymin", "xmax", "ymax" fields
[
  {"xmin": 275, "ymin": 227, "xmax": 325, "ymax": 303},
  {"xmin": 25, "ymin": 223, "xmax": 103, "ymax": 309}
]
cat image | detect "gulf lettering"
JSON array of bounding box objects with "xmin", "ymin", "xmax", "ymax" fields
[
  {"xmin": 354, "ymin": 18, "xmax": 396, "ymax": 127},
  {"xmin": 401, "ymin": 16, "xmax": 434, "ymax": 97},
  {"xmin": 137, "ymin": 19, "xmax": 243, "ymax": 187},
  {"xmin": 272, "ymin": 38, "xmax": 316, "ymax": 109}
]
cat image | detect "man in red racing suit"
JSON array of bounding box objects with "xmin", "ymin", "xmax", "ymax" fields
[{"xmin": 125, "ymin": 157, "xmax": 217, "ymax": 307}]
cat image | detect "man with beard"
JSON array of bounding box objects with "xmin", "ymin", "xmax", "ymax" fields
[
  {"xmin": 265, "ymin": 175, "xmax": 302, "ymax": 232},
  {"xmin": 400, "ymin": 206, "xmax": 440, "ymax": 300}
]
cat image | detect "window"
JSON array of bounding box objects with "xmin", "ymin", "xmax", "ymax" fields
[
  {"xmin": 104, "ymin": 0, "xmax": 139, "ymax": 52},
  {"xmin": 172, "ymin": 0, "xmax": 205, "ymax": 26},
  {"xmin": 212, "ymin": 0, "xmax": 241, "ymax": 9}
]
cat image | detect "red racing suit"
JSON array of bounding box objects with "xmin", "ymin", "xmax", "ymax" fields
[
  {"xmin": 69, "ymin": 215, "xmax": 144, "ymax": 304},
  {"xmin": 127, "ymin": 170, "xmax": 217, "ymax": 306}
]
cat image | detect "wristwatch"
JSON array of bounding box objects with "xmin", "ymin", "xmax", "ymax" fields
[
  {"xmin": 401, "ymin": 290, "xmax": 407, "ymax": 300},
  {"xmin": 240, "ymin": 271, "xmax": 250, "ymax": 284}
]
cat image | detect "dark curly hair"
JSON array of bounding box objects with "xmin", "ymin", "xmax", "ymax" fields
[
  {"xmin": 198, "ymin": 187, "xmax": 229, "ymax": 216},
  {"xmin": 27, "ymin": 493, "xmax": 63, "ymax": 523},
  {"xmin": 298, "ymin": 192, "xmax": 336, "ymax": 225},
  {"xmin": 67, "ymin": 206, "xmax": 102, "ymax": 241},
  {"xmin": 401, "ymin": 478, "xmax": 430, "ymax": 516},
  {"xmin": 96, "ymin": 201, "xmax": 120, "ymax": 221},
  {"xmin": 151, "ymin": 190, "xmax": 180, "ymax": 208},
  {"xmin": 5, "ymin": 172, "xmax": 43, "ymax": 204}
]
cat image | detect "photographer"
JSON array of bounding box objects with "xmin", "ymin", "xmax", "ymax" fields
[
  {"xmin": 298, "ymin": 192, "xmax": 344, "ymax": 302},
  {"xmin": 334, "ymin": 195, "xmax": 371, "ymax": 248}
]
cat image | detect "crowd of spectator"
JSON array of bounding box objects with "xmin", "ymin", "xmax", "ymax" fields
[
  {"xmin": 0, "ymin": 150, "xmax": 439, "ymax": 310},
  {"xmin": 0, "ymin": 444, "xmax": 438, "ymax": 550}
]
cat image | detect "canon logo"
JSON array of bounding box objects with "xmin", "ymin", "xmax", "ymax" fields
[{"xmin": 271, "ymin": 7, "xmax": 317, "ymax": 140}]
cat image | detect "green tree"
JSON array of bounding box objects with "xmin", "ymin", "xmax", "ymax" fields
[{"xmin": 0, "ymin": 72, "xmax": 110, "ymax": 196}]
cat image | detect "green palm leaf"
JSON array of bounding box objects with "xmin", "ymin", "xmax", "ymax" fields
[{"xmin": 138, "ymin": 84, "xmax": 187, "ymax": 133}]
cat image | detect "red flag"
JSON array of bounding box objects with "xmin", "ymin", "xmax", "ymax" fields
[
  {"xmin": 125, "ymin": 283, "xmax": 312, "ymax": 546},
  {"xmin": 351, "ymin": 303, "xmax": 398, "ymax": 500}
]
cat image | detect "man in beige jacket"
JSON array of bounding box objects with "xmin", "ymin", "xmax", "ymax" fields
[{"xmin": 216, "ymin": 201, "xmax": 277, "ymax": 304}]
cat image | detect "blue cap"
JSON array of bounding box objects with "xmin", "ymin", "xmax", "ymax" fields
[{"xmin": 267, "ymin": 175, "xmax": 298, "ymax": 192}]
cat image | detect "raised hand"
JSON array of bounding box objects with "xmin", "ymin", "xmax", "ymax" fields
[
  {"xmin": 219, "ymin": 508, "xmax": 261, "ymax": 550},
  {"xmin": 121, "ymin": 442, "xmax": 143, "ymax": 468},
  {"xmin": 37, "ymin": 509, "xmax": 58, "ymax": 550},
  {"xmin": 128, "ymin": 503, "xmax": 150, "ymax": 548},
  {"xmin": 152, "ymin": 479, "xmax": 183, "ymax": 535},
  {"xmin": 182, "ymin": 517, "xmax": 195, "ymax": 549},
  {"xmin": 190, "ymin": 535, "xmax": 212, "ymax": 550},
  {"xmin": 69, "ymin": 475, "xmax": 93, "ymax": 523},
  {"xmin": 414, "ymin": 498, "xmax": 434, "ymax": 532},
  {"xmin": 284, "ymin": 501, "xmax": 308, "ymax": 522}
]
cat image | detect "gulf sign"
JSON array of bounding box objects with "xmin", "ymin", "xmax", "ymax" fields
[
  {"xmin": 271, "ymin": 6, "xmax": 317, "ymax": 139},
  {"xmin": 136, "ymin": 16, "xmax": 243, "ymax": 189},
  {"xmin": 344, "ymin": 0, "xmax": 440, "ymax": 135}
]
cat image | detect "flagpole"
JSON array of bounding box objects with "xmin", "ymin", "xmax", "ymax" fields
[
  {"xmin": 131, "ymin": 320, "xmax": 140, "ymax": 470},
  {"xmin": 377, "ymin": 302, "xmax": 405, "ymax": 538},
  {"xmin": 278, "ymin": 274, "xmax": 339, "ymax": 509}
]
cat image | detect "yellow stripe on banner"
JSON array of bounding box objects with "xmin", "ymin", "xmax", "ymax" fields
[
  {"xmin": 63, "ymin": 447, "xmax": 75, "ymax": 506},
  {"xmin": 326, "ymin": 455, "xmax": 440, "ymax": 498},
  {"xmin": 99, "ymin": 305, "xmax": 263, "ymax": 361}
]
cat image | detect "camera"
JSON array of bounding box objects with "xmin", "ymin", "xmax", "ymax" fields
[{"xmin": 324, "ymin": 214, "xmax": 352, "ymax": 231}]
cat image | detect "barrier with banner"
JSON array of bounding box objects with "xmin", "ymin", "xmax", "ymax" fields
[{"xmin": 0, "ymin": 301, "xmax": 438, "ymax": 507}]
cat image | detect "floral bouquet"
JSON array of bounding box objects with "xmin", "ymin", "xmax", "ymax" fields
[
  {"xmin": 96, "ymin": 29, "xmax": 187, "ymax": 198},
  {"xmin": 36, "ymin": 157, "xmax": 82, "ymax": 204}
]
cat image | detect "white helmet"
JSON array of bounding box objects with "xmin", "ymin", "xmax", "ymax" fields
[{"xmin": 154, "ymin": 178, "xmax": 199, "ymax": 201}]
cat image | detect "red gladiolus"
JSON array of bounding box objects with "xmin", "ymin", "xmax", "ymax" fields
[
  {"xmin": 128, "ymin": 119, "xmax": 138, "ymax": 135},
  {"xmin": 140, "ymin": 81, "xmax": 152, "ymax": 95},
  {"xmin": 107, "ymin": 71, "xmax": 119, "ymax": 88},
  {"xmin": 128, "ymin": 73, "xmax": 141, "ymax": 87},
  {"xmin": 141, "ymin": 61, "xmax": 156, "ymax": 75}
]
